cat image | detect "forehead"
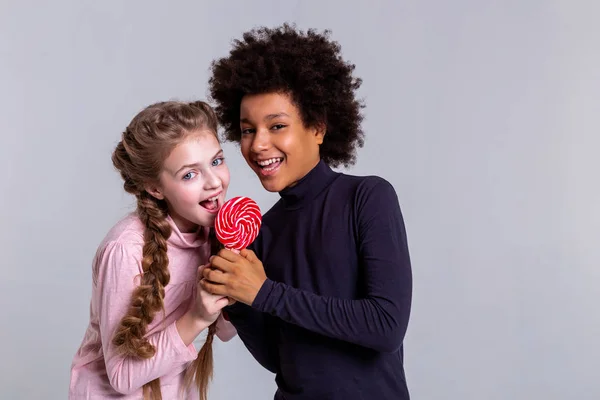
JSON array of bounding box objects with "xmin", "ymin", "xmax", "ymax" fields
[
  {"xmin": 162, "ymin": 131, "xmax": 220, "ymax": 170},
  {"xmin": 240, "ymin": 92, "xmax": 299, "ymax": 119}
]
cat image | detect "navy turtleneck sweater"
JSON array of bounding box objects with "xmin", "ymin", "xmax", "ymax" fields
[{"xmin": 226, "ymin": 160, "xmax": 412, "ymax": 400}]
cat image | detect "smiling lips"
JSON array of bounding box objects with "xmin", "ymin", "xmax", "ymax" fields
[
  {"xmin": 255, "ymin": 157, "xmax": 283, "ymax": 176},
  {"xmin": 199, "ymin": 192, "xmax": 221, "ymax": 213}
]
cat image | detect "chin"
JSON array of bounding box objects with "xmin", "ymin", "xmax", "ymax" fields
[
  {"xmin": 258, "ymin": 178, "xmax": 286, "ymax": 193},
  {"xmin": 194, "ymin": 213, "xmax": 217, "ymax": 228}
]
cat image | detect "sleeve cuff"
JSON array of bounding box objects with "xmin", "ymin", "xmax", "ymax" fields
[
  {"xmin": 251, "ymin": 278, "xmax": 275, "ymax": 312},
  {"xmin": 215, "ymin": 314, "xmax": 237, "ymax": 342},
  {"xmin": 225, "ymin": 301, "xmax": 245, "ymax": 313}
]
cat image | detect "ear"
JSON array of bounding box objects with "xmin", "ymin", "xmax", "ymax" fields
[
  {"xmin": 313, "ymin": 122, "xmax": 326, "ymax": 145},
  {"xmin": 145, "ymin": 184, "xmax": 165, "ymax": 200}
]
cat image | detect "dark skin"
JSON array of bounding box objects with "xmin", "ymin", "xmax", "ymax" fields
[
  {"xmin": 201, "ymin": 92, "xmax": 325, "ymax": 305},
  {"xmin": 200, "ymin": 249, "xmax": 267, "ymax": 306}
]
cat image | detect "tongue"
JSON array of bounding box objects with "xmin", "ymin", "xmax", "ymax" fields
[{"xmin": 200, "ymin": 200, "xmax": 217, "ymax": 210}]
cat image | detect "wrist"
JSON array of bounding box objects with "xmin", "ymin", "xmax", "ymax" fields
[
  {"xmin": 184, "ymin": 309, "xmax": 214, "ymax": 330},
  {"xmin": 176, "ymin": 310, "xmax": 214, "ymax": 346},
  {"xmin": 250, "ymin": 278, "xmax": 273, "ymax": 311}
]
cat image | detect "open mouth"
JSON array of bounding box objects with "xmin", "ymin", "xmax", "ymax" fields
[
  {"xmin": 199, "ymin": 193, "xmax": 220, "ymax": 212},
  {"xmin": 255, "ymin": 157, "xmax": 283, "ymax": 176}
]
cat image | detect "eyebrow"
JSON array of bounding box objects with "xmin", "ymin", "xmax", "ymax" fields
[
  {"xmin": 240, "ymin": 112, "xmax": 290, "ymax": 124},
  {"xmin": 174, "ymin": 149, "xmax": 223, "ymax": 175}
]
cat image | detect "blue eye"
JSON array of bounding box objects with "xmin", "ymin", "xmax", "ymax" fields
[
  {"xmin": 183, "ymin": 171, "xmax": 197, "ymax": 180},
  {"xmin": 212, "ymin": 157, "xmax": 225, "ymax": 167}
]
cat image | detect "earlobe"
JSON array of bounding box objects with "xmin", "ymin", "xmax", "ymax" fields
[{"xmin": 315, "ymin": 123, "xmax": 326, "ymax": 145}]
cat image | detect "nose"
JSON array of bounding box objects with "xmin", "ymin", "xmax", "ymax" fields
[
  {"xmin": 250, "ymin": 128, "xmax": 271, "ymax": 153},
  {"xmin": 203, "ymin": 168, "xmax": 221, "ymax": 191}
]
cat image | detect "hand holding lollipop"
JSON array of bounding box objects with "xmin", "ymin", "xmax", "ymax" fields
[
  {"xmin": 203, "ymin": 196, "xmax": 265, "ymax": 305},
  {"xmin": 195, "ymin": 196, "xmax": 261, "ymax": 400}
]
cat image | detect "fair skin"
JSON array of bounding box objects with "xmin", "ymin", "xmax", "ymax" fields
[
  {"xmin": 201, "ymin": 92, "xmax": 325, "ymax": 305},
  {"xmin": 146, "ymin": 131, "xmax": 232, "ymax": 344},
  {"xmin": 146, "ymin": 131, "xmax": 230, "ymax": 233}
]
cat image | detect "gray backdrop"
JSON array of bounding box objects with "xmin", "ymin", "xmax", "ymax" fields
[{"xmin": 1, "ymin": 1, "xmax": 598, "ymax": 399}]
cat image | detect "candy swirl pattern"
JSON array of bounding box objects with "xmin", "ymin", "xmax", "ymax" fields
[{"xmin": 214, "ymin": 196, "xmax": 262, "ymax": 251}]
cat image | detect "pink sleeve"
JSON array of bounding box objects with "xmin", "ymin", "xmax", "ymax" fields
[
  {"xmin": 95, "ymin": 241, "xmax": 197, "ymax": 395},
  {"xmin": 215, "ymin": 313, "xmax": 237, "ymax": 342}
]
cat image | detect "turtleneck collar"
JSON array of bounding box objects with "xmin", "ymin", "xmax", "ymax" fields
[
  {"xmin": 166, "ymin": 215, "xmax": 209, "ymax": 249},
  {"xmin": 279, "ymin": 159, "xmax": 339, "ymax": 210}
]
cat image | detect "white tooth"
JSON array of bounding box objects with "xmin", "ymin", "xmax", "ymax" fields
[{"xmin": 258, "ymin": 157, "xmax": 281, "ymax": 166}]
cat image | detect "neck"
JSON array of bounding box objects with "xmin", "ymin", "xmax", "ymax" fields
[
  {"xmin": 286, "ymin": 157, "xmax": 321, "ymax": 189},
  {"xmin": 279, "ymin": 159, "xmax": 339, "ymax": 209}
]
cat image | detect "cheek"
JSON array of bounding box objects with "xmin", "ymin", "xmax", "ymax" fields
[
  {"xmin": 175, "ymin": 192, "xmax": 196, "ymax": 207},
  {"xmin": 219, "ymin": 168, "xmax": 231, "ymax": 190},
  {"xmin": 277, "ymin": 134, "xmax": 301, "ymax": 157},
  {"xmin": 167, "ymin": 183, "xmax": 199, "ymax": 206}
]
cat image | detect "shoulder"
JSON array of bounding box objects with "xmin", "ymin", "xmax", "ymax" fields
[
  {"xmin": 92, "ymin": 213, "xmax": 145, "ymax": 288},
  {"xmin": 101, "ymin": 212, "xmax": 145, "ymax": 246},
  {"xmin": 336, "ymin": 174, "xmax": 402, "ymax": 227},
  {"xmin": 335, "ymin": 173, "xmax": 398, "ymax": 202}
]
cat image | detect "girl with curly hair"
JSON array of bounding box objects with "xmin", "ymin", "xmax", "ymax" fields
[
  {"xmin": 203, "ymin": 24, "xmax": 413, "ymax": 399},
  {"xmin": 70, "ymin": 101, "xmax": 237, "ymax": 400}
]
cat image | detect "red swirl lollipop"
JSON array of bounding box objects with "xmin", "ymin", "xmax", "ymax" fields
[{"xmin": 214, "ymin": 196, "xmax": 262, "ymax": 252}]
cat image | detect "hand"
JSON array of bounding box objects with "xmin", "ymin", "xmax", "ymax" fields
[
  {"xmin": 190, "ymin": 264, "xmax": 230, "ymax": 324},
  {"xmin": 200, "ymin": 248, "xmax": 267, "ymax": 306},
  {"xmin": 176, "ymin": 265, "xmax": 231, "ymax": 345}
]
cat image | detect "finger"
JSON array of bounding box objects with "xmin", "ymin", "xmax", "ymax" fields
[
  {"xmin": 202, "ymin": 263, "xmax": 228, "ymax": 279},
  {"xmin": 204, "ymin": 267, "xmax": 228, "ymax": 284},
  {"xmin": 199, "ymin": 285, "xmax": 230, "ymax": 301},
  {"xmin": 201, "ymin": 267, "xmax": 212, "ymax": 280},
  {"xmin": 210, "ymin": 256, "xmax": 236, "ymax": 272},
  {"xmin": 197, "ymin": 264, "xmax": 207, "ymax": 275},
  {"xmin": 214, "ymin": 296, "xmax": 230, "ymax": 310},
  {"xmin": 218, "ymin": 248, "xmax": 242, "ymax": 262},
  {"xmin": 200, "ymin": 279, "xmax": 228, "ymax": 297},
  {"xmin": 198, "ymin": 291, "xmax": 230, "ymax": 314},
  {"xmin": 240, "ymin": 249, "xmax": 258, "ymax": 262}
]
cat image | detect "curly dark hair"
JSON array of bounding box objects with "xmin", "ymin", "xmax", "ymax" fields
[{"xmin": 208, "ymin": 23, "xmax": 365, "ymax": 167}]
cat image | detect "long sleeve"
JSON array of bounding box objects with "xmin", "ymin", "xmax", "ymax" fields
[
  {"xmin": 95, "ymin": 241, "xmax": 197, "ymax": 395},
  {"xmin": 252, "ymin": 180, "xmax": 412, "ymax": 353},
  {"xmin": 225, "ymin": 302, "xmax": 278, "ymax": 373},
  {"xmin": 223, "ymin": 237, "xmax": 278, "ymax": 373},
  {"xmin": 215, "ymin": 313, "xmax": 237, "ymax": 342}
]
